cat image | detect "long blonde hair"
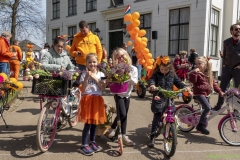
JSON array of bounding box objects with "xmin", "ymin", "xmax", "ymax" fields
[
  {"xmin": 112, "ymin": 48, "xmax": 132, "ymax": 65},
  {"xmin": 195, "ymin": 56, "xmax": 213, "ymax": 88}
]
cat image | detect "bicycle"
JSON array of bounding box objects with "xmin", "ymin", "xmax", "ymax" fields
[
  {"xmin": 34, "ymin": 75, "xmax": 81, "ymax": 152},
  {"xmin": 175, "ymin": 87, "xmax": 240, "ymax": 146},
  {"xmin": 151, "ymin": 86, "xmax": 185, "ymax": 157}
]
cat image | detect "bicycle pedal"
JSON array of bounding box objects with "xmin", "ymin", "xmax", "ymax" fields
[{"xmin": 3, "ymin": 105, "xmax": 10, "ymax": 110}]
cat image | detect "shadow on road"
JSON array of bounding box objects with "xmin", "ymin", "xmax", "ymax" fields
[
  {"xmin": 177, "ymin": 131, "xmax": 217, "ymax": 144},
  {"xmin": 16, "ymin": 108, "xmax": 40, "ymax": 115}
]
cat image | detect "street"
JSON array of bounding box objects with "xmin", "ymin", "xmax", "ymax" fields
[{"xmin": 0, "ymin": 81, "xmax": 240, "ymax": 160}]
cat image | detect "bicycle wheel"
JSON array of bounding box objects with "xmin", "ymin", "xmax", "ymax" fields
[
  {"xmin": 175, "ymin": 106, "xmax": 195, "ymax": 132},
  {"xmin": 164, "ymin": 123, "xmax": 177, "ymax": 157},
  {"xmin": 68, "ymin": 90, "xmax": 80, "ymax": 127},
  {"xmin": 36, "ymin": 102, "xmax": 58, "ymax": 152},
  {"xmin": 219, "ymin": 116, "xmax": 240, "ymax": 146},
  {"xmin": 118, "ymin": 136, "xmax": 123, "ymax": 155}
]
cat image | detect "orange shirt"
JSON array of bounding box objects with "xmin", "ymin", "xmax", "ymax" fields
[
  {"xmin": 10, "ymin": 45, "xmax": 22, "ymax": 61},
  {"xmin": 0, "ymin": 37, "xmax": 15, "ymax": 62}
]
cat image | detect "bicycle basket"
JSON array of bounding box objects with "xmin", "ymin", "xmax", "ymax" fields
[
  {"xmin": 31, "ymin": 76, "xmax": 70, "ymax": 96},
  {"xmin": 227, "ymin": 94, "xmax": 240, "ymax": 111}
]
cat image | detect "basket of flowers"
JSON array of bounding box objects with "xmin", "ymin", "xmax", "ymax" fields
[
  {"xmin": 100, "ymin": 61, "xmax": 132, "ymax": 94},
  {"xmin": 96, "ymin": 104, "xmax": 116, "ymax": 136}
]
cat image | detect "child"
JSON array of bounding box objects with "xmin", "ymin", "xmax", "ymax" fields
[
  {"xmin": 77, "ymin": 53, "xmax": 107, "ymax": 156},
  {"xmin": 173, "ymin": 54, "xmax": 180, "ymax": 70},
  {"xmin": 105, "ymin": 48, "xmax": 138, "ymax": 146},
  {"xmin": 188, "ymin": 56, "xmax": 224, "ymax": 135},
  {"xmin": 176, "ymin": 50, "xmax": 191, "ymax": 81},
  {"xmin": 148, "ymin": 56, "xmax": 189, "ymax": 148}
]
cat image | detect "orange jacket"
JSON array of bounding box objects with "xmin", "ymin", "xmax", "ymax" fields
[
  {"xmin": 70, "ymin": 31, "xmax": 102, "ymax": 65},
  {"xmin": 0, "ymin": 36, "xmax": 15, "ymax": 62},
  {"xmin": 10, "ymin": 45, "xmax": 22, "ymax": 61}
]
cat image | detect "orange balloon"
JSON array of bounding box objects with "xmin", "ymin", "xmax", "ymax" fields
[
  {"xmin": 133, "ymin": 27, "xmax": 140, "ymax": 33},
  {"xmin": 146, "ymin": 66, "xmax": 153, "ymax": 70},
  {"xmin": 138, "ymin": 30, "xmax": 146, "ymax": 37},
  {"xmin": 126, "ymin": 24, "xmax": 134, "ymax": 31},
  {"xmin": 129, "ymin": 29, "xmax": 134, "ymax": 35},
  {"xmin": 130, "ymin": 34, "xmax": 138, "ymax": 40},
  {"xmin": 135, "ymin": 37, "xmax": 142, "ymax": 44},
  {"xmin": 132, "ymin": 12, "xmax": 140, "ymax": 20},
  {"xmin": 127, "ymin": 41, "xmax": 132, "ymax": 46},
  {"xmin": 140, "ymin": 41, "xmax": 147, "ymax": 48},
  {"xmin": 142, "ymin": 37, "xmax": 148, "ymax": 42},
  {"xmin": 136, "ymin": 53, "xmax": 141, "ymax": 59},
  {"xmin": 133, "ymin": 20, "xmax": 140, "ymax": 27},
  {"xmin": 124, "ymin": 14, "xmax": 132, "ymax": 22},
  {"xmin": 143, "ymin": 48, "xmax": 149, "ymax": 54},
  {"xmin": 139, "ymin": 59, "xmax": 145, "ymax": 64}
]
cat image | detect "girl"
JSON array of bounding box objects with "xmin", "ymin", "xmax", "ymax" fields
[
  {"xmin": 175, "ymin": 50, "xmax": 191, "ymax": 81},
  {"xmin": 188, "ymin": 56, "xmax": 224, "ymax": 135},
  {"xmin": 78, "ymin": 53, "xmax": 107, "ymax": 156},
  {"xmin": 105, "ymin": 48, "xmax": 138, "ymax": 146},
  {"xmin": 148, "ymin": 56, "xmax": 189, "ymax": 148}
]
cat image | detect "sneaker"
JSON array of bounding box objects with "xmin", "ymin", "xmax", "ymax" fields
[
  {"xmin": 148, "ymin": 133, "xmax": 155, "ymax": 148},
  {"xmin": 89, "ymin": 141, "xmax": 100, "ymax": 152},
  {"xmin": 79, "ymin": 145, "xmax": 94, "ymax": 156},
  {"xmin": 122, "ymin": 135, "xmax": 135, "ymax": 146},
  {"xmin": 105, "ymin": 128, "xmax": 115, "ymax": 138},
  {"xmin": 211, "ymin": 106, "xmax": 221, "ymax": 111},
  {"xmin": 196, "ymin": 124, "xmax": 210, "ymax": 135}
]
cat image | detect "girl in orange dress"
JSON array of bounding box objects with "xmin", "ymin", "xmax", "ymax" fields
[{"xmin": 77, "ymin": 53, "xmax": 106, "ymax": 156}]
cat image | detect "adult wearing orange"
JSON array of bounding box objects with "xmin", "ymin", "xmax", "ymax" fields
[
  {"xmin": 10, "ymin": 39, "xmax": 22, "ymax": 79},
  {"xmin": 0, "ymin": 31, "xmax": 16, "ymax": 74},
  {"xmin": 70, "ymin": 21, "xmax": 102, "ymax": 71}
]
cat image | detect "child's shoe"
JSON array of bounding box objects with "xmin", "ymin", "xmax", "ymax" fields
[
  {"xmin": 196, "ymin": 123, "xmax": 210, "ymax": 135},
  {"xmin": 148, "ymin": 133, "xmax": 155, "ymax": 148},
  {"xmin": 122, "ymin": 135, "xmax": 135, "ymax": 146},
  {"xmin": 79, "ymin": 145, "xmax": 94, "ymax": 156},
  {"xmin": 105, "ymin": 128, "xmax": 115, "ymax": 138},
  {"xmin": 89, "ymin": 141, "xmax": 100, "ymax": 152}
]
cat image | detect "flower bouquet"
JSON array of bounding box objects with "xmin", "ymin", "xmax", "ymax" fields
[{"xmin": 100, "ymin": 62, "xmax": 132, "ymax": 94}]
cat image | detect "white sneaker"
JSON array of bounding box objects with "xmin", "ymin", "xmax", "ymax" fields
[
  {"xmin": 107, "ymin": 128, "xmax": 115, "ymax": 138},
  {"xmin": 122, "ymin": 135, "xmax": 135, "ymax": 146}
]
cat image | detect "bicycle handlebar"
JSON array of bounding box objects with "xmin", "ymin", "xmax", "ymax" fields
[{"xmin": 152, "ymin": 86, "xmax": 186, "ymax": 98}]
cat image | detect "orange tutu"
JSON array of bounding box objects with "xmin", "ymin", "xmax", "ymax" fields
[{"xmin": 78, "ymin": 95, "xmax": 106, "ymax": 125}]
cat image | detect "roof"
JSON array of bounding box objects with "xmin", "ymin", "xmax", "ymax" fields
[{"xmin": 19, "ymin": 39, "xmax": 42, "ymax": 52}]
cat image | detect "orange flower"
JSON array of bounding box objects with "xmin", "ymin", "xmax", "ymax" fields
[{"xmin": 161, "ymin": 56, "xmax": 170, "ymax": 64}]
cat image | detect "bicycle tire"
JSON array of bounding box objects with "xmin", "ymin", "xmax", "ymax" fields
[
  {"xmin": 36, "ymin": 102, "xmax": 58, "ymax": 152},
  {"xmin": 68, "ymin": 90, "xmax": 80, "ymax": 127},
  {"xmin": 175, "ymin": 106, "xmax": 195, "ymax": 132},
  {"xmin": 118, "ymin": 136, "xmax": 123, "ymax": 155},
  {"xmin": 164, "ymin": 123, "xmax": 177, "ymax": 157},
  {"xmin": 219, "ymin": 116, "xmax": 240, "ymax": 146}
]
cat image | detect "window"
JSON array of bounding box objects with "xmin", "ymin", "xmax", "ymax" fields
[
  {"xmin": 209, "ymin": 9, "xmax": 219, "ymax": 57},
  {"xmin": 139, "ymin": 13, "xmax": 152, "ymax": 52},
  {"xmin": 52, "ymin": 0, "xmax": 60, "ymax": 19},
  {"xmin": 110, "ymin": 0, "xmax": 123, "ymax": 6},
  {"xmin": 169, "ymin": 7, "xmax": 190, "ymax": 56},
  {"xmin": 52, "ymin": 29, "xmax": 60, "ymax": 41},
  {"xmin": 86, "ymin": 0, "xmax": 96, "ymax": 12},
  {"xmin": 88, "ymin": 22, "xmax": 96, "ymax": 33},
  {"xmin": 68, "ymin": 0, "xmax": 77, "ymax": 16},
  {"xmin": 68, "ymin": 26, "xmax": 77, "ymax": 45}
]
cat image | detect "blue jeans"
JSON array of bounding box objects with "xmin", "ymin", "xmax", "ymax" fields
[
  {"xmin": 195, "ymin": 95, "xmax": 210, "ymax": 126},
  {"xmin": 0, "ymin": 62, "xmax": 9, "ymax": 75},
  {"xmin": 137, "ymin": 64, "xmax": 142, "ymax": 80},
  {"xmin": 76, "ymin": 64, "xmax": 86, "ymax": 71}
]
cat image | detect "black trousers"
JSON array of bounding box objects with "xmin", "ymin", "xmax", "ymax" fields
[
  {"xmin": 216, "ymin": 66, "xmax": 240, "ymax": 107},
  {"xmin": 111, "ymin": 95, "xmax": 130, "ymax": 135}
]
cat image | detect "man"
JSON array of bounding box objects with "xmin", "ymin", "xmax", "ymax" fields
[
  {"xmin": 9, "ymin": 39, "xmax": 22, "ymax": 79},
  {"xmin": 188, "ymin": 48, "xmax": 198, "ymax": 70},
  {"xmin": 70, "ymin": 21, "xmax": 102, "ymax": 71},
  {"xmin": 0, "ymin": 31, "xmax": 16, "ymax": 74},
  {"xmin": 39, "ymin": 43, "xmax": 50, "ymax": 63},
  {"xmin": 213, "ymin": 24, "xmax": 240, "ymax": 111}
]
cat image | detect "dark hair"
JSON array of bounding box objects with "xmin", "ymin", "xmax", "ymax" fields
[
  {"xmin": 44, "ymin": 43, "xmax": 50, "ymax": 49},
  {"xmin": 53, "ymin": 37, "xmax": 65, "ymax": 46},
  {"xmin": 230, "ymin": 24, "xmax": 239, "ymax": 31},
  {"xmin": 79, "ymin": 21, "xmax": 88, "ymax": 29},
  {"xmin": 190, "ymin": 48, "xmax": 196, "ymax": 52},
  {"xmin": 13, "ymin": 39, "xmax": 18, "ymax": 44}
]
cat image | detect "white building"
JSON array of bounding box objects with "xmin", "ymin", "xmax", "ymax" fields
[{"xmin": 46, "ymin": 0, "xmax": 240, "ymax": 77}]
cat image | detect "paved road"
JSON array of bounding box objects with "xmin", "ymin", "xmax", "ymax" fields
[{"xmin": 0, "ymin": 81, "xmax": 240, "ymax": 160}]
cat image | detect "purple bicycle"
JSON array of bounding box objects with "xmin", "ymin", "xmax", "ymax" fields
[{"xmin": 153, "ymin": 86, "xmax": 185, "ymax": 157}]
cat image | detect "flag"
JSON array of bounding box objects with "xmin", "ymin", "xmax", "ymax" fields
[{"xmin": 124, "ymin": 5, "xmax": 131, "ymax": 14}]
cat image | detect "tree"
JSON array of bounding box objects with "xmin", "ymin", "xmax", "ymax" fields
[{"xmin": 0, "ymin": 0, "xmax": 46, "ymax": 45}]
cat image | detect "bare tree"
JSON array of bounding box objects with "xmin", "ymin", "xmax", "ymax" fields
[{"xmin": 0, "ymin": 0, "xmax": 46, "ymax": 45}]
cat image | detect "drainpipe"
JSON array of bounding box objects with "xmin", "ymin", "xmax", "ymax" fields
[
  {"xmin": 207, "ymin": 0, "xmax": 213, "ymax": 57},
  {"xmin": 237, "ymin": 0, "xmax": 239, "ymax": 23}
]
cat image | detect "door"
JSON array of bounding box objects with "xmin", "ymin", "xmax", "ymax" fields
[{"xmin": 109, "ymin": 31, "xmax": 123, "ymax": 57}]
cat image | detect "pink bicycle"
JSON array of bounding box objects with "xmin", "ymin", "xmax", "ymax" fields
[
  {"xmin": 33, "ymin": 76, "xmax": 81, "ymax": 152},
  {"xmin": 175, "ymin": 88, "xmax": 240, "ymax": 146}
]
